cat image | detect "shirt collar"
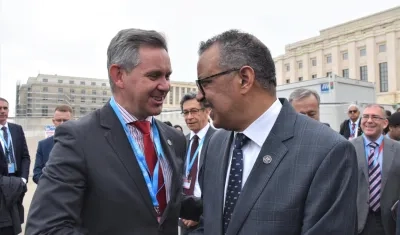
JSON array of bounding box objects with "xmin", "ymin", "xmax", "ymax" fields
[
  {"xmin": 363, "ymin": 134, "xmax": 384, "ymax": 147},
  {"xmin": 237, "ymin": 98, "xmax": 282, "ymax": 147},
  {"xmin": 115, "ymin": 101, "xmax": 153, "ymax": 124},
  {"xmin": 0, "ymin": 122, "xmax": 8, "ymax": 129},
  {"xmin": 351, "ymin": 118, "xmax": 360, "ymax": 125},
  {"xmin": 190, "ymin": 123, "xmax": 210, "ymax": 140}
]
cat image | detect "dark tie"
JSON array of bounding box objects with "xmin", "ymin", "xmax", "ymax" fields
[
  {"xmin": 350, "ymin": 123, "xmax": 356, "ymax": 138},
  {"xmin": 368, "ymin": 142, "xmax": 381, "ymax": 211},
  {"xmin": 1, "ymin": 126, "xmax": 8, "ymax": 144},
  {"xmin": 1, "ymin": 126, "xmax": 14, "ymax": 164},
  {"xmin": 223, "ymin": 133, "xmax": 249, "ymax": 234},
  {"xmin": 183, "ymin": 135, "xmax": 199, "ymax": 195},
  {"xmin": 131, "ymin": 121, "xmax": 167, "ymax": 217}
]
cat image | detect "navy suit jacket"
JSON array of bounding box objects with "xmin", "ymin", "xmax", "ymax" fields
[
  {"xmin": 0, "ymin": 122, "xmax": 31, "ymax": 181},
  {"xmin": 33, "ymin": 136, "xmax": 54, "ymax": 184},
  {"xmin": 397, "ymin": 203, "xmax": 400, "ymax": 235}
]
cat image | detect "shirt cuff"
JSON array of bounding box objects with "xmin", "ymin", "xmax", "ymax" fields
[{"xmin": 21, "ymin": 178, "xmax": 27, "ymax": 184}]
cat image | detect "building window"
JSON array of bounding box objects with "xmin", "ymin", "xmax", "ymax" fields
[
  {"xmin": 311, "ymin": 59, "xmax": 317, "ymax": 66},
  {"xmin": 42, "ymin": 78, "xmax": 48, "ymax": 82},
  {"xmin": 92, "ymin": 90, "xmax": 97, "ymax": 95},
  {"xmin": 81, "ymin": 97, "xmax": 85, "ymax": 103},
  {"xmin": 43, "ymin": 87, "xmax": 48, "ymax": 92},
  {"xmin": 342, "ymin": 52, "xmax": 348, "ymax": 60},
  {"xmin": 360, "ymin": 48, "xmax": 366, "ymax": 57},
  {"xmin": 58, "ymin": 79, "xmax": 63, "ymax": 84},
  {"xmin": 91, "ymin": 82, "xmax": 96, "ymax": 86},
  {"xmin": 58, "ymin": 88, "xmax": 63, "ymax": 93},
  {"xmin": 326, "ymin": 72, "xmax": 332, "ymax": 77},
  {"xmin": 70, "ymin": 88, "xmax": 75, "ymax": 93},
  {"xmin": 298, "ymin": 61, "xmax": 303, "ymax": 69},
  {"xmin": 379, "ymin": 44, "xmax": 386, "ymax": 53},
  {"xmin": 360, "ymin": 66, "xmax": 368, "ymax": 81},
  {"xmin": 342, "ymin": 69, "xmax": 349, "ymax": 78},
  {"xmin": 312, "ymin": 74, "xmax": 317, "ymax": 79},
  {"xmin": 81, "ymin": 89, "xmax": 86, "ymax": 94},
  {"xmin": 80, "ymin": 81, "xmax": 85, "ymax": 85},
  {"xmin": 285, "ymin": 64, "xmax": 290, "ymax": 71},
  {"xmin": 80, "ymin": 107, "xmax": 86, "ymax": 115},
  {"xmin": 42, "ymin": 106, "xmax": 48, "ymax": 116},
  {"xmin": 298, "ymin": 77, "xmax": 303, "ymax": 82},
  {"xmin": 379, "ymin": 62, "xmax": 388, "ymax": 92},
  {"xmin": 102, "ymin": 90, "xmax": 107, "ymax": 95},
  {"xmin": 69, "ymin": 80, "xmax": 74, "ymax": 84},
  {"xmin": 102, "ymin": 83, "xmax": 106, "ymax": 86},
  {"xmin": 326, "ymin": 55, "xmax": 332, "ymax": 64},
  {"xmin": 102, "ymin": 98, "xmax": 107, "ymax": 103},
  {"xmin": 286, "ymin": 79, "xmax": 290, "ymax": 84},
  {"xmin": 42, "ymin": 95, "xmax": 48, "ymax": 100},
  {"xmin": 92, "ymin": 97, "xmax": 96, "ymax": 103}
]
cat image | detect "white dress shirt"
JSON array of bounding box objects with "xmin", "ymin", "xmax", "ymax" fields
[
  {"xmin": 189, "ymin": 123, "xmax": 210, "ymax": 198},
  {"xmin": 223, "ymin": 99, "xmax": 282, "ymax": 205},
  {"xmin": 0, "ymin": 122, "xmax": 9, "ymax": 154}
]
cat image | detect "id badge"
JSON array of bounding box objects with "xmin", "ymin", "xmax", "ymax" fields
[
  {"xmin": 8, "ymin": 163, "xmax": 15, "ymax": 174},
  {"xmin": 183, "ymin": 177, "xmax": 191, "ymax": 189}
]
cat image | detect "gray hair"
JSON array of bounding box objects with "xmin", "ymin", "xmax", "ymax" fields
[
  {"xmin": 364, "ymin": 103, "xmax": 386, "ymax": 117},
  {"xmin": 198, "ymin": 29, "xmax": 276, "ymax": 94},
  {"xmin": 180, "ymin": 92, "xmax": 210, "ymax": 111},
  {"xmin": 107, "ymin": 28, "xmax": 168, "ymax": 92},
  {"xmin": 288, "ymin": 88, "xmax": 320, "ymax": 105},
  {"xmin": 347, "ymin": 104, "xmax": 359, "ymax": 111}
]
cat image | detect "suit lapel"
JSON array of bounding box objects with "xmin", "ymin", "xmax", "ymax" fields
[
  {"xmin": 354, "ymin": 137, "xmax": 369, "ymax": 183},
  {"xmin": 101, "ymin": 104, "xmax": 157, "ymax": 219},
  {"xmin": 8, "ymin": 124, "xmax": 18, "ymax": 164},
  {"xmin": 227, "ymin": 99, "xmax": 294, "ymax": 235},
  {"xmin": 154, "ymin": 120, "xmax": 181, "ymax": 224},
  {"xmin": 381, "ymin": 138, "xmax": 395, "ymax": 192},
  {"xmin": 199, "ymin": 127, "xmax": 216, "ymax": 168}
]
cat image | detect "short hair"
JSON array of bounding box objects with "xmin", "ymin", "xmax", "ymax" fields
[
  {"xmin": 198, "ymin": 29, "xmax": 276, "ymax": 94},
  {"xmin": 107, "ymin": 28, "xmax": 168, "ymax": 92},
  {"xmin": 180, "ymin": 92, "xmax": 210, "ymax": 111},
  {"xmin": 54, "ymin": 104, "xmax": 72, "ymax": 113},
  {"xmin": 163, "ymin": 121, "xmax": 172, "ymax": 127},
  {"xmin": 347, "ymin": 104, "xmax": 359, "ymax": 111},
  {"xmin": 364, "ymin": 104, "xmax": 386, "ymax": 117},
  {"xmin": 0, "ymin": 97, "xmax": 9, "ymax": 104},
  {"xmin": 174, "ymin": 124, "xmax": 183, "ymax": 131},
  {"xmin": 388, "ymin": 112, "xmax": 400, "ymax": 127},
  {"xmin": 385, "ymin": 110, "xmax": 392, "ymax": 117},
  {"xmin": 288, "ymin": 88, "xmax": 320, "ymax": 105}
]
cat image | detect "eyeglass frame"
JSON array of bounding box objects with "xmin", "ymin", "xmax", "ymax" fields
[
  {"xmin": 195, "ymin": 68, "xmax": 240, "ymax": 96},
  {"xmin": 361, "ymin": 114, "xmax": 386, "ymax": 122},
  {"xmin": 181, "ymin": 108, "xmax": 205, "ymax": 117}
]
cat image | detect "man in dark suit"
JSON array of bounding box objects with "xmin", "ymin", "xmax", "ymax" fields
[
  {"xmin": 189, "ymin": 30, "xmax": 358, "ymax": 234},
  {"xmin": 340, "ymin": 104, "xmax": 363, "ymax": 140},
  {"xmin": 0, "ymin": 97, "xmax": 30, "ymax": 235},
  {"xmin": 26, "ymin": 28, "xmax": 186, "ymax": 235},
  {"xmin": 179, "ymin": 92, "xmax": 216, "ymax": 235},
  {"xmin": 33, "ymin": 104, "xmax": 72, "ymax": 184},
  {"xmin": 351, "ymin": 104, "xmax": 400, "ymax": 235}
]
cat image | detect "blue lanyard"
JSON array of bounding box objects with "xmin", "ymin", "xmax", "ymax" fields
[
  {"xmin": 185, "ymin": 137, "xmax": 205, "ymax": 177},
  {"xmin": 109, "ymin": 97, "xmax": 165, "ymax": 208},
  {"xmin": 0, "ymin": 127, "xmax": 14, "ymax": 161}
]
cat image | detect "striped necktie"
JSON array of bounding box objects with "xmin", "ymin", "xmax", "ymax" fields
[{"xmin": 368, "ymin": 142, "xmax": 381, "ymax": 212}]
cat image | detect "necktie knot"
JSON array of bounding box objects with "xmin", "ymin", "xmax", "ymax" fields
[
  {"xmin": 1, "ymin": 126, "xmax": 6, "ymax": 132},
  {"xmin": 234, "ymin": 133, "xmax": 249, "ymax": 150},
  {"xmin": 192, "ymin": 135, "xmax": 199, "ymax": 142},
  {"xmin": 131, "ymin": 121, "xmax": 151, "ymax": 135},
  {"xmin": 352, "ymin": 123, "xmax": 356, "ymax": 128},
  {"xmin": 369, "ymin": 142, "xmax": 378, "ymax": 149}
]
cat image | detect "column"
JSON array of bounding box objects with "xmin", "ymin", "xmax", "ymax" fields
[
  {"xmin": 331, "ymin": 46, "xmax": 340, "ymax": 76},
  {"xmin": 302, "ymin": 54, "xmax": 310, "ymax": 80},
  {"xmin": 348, "ymin": 41, "xmax": 357, "ymax": 79},
  {"xmin": 366, "ymin": 37, "xmax": 377, "ymax": 83},
  {"xmin": 386, "ymin": 32, "xmax": 398, "ymax": 92},
  {"xmin": 316, "ymin": 49, "xmax": 324, "ymax": 77}
]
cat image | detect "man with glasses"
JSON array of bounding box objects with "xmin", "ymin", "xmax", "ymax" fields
[
  {"xmin": 186, "ymin": 29, "xmax": 358, "ymax": 235},
  {"xmin": 179, "ymin": 92, "xmax": 216, "ymax": 235},
  {"xmin": 340, "ymin": 104, "xmax": 363, "ymax": 140},
  {"xmin": 33, "ymin": 104, "xmax": 73, "ymax": 184},
  {"xmin": 350, "ymin": 104, "xmax": 400, "ymax": 235}
]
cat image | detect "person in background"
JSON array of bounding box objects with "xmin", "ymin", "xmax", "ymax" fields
[
  {"xmin": 340, "ymin": 104, "xmax": 363, "ymax": 140},
  {"xmin": 0, "ymin": 97, "xmax": 31, "ymax": 235},
  {"xmin": 288, "ymin": 88, "xmax": 330, "ymax": 127},
  {"xmin": 33, "ymin": 105, "xmax": 73, "ymax": 184},
  {"xmin": 383, "ymin": 110, "xmax": 392, "ymax": 135},
  {"xmin": 163, "ymin": 121, "xmax": 173, "ymax": 127},
  {"xmin": 174, "ymin": 124, "xmax": 183, "ymax": 132},
  {"xmin": 386, "ymin": 112, "xmax": 400, "ymax": 141}
]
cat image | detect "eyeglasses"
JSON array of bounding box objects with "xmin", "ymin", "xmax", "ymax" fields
[
  {"xmin": 181, "ymin": 108, "xmax": 204, "ymax": 117},
  {"xmin": 196, "ymin": 68, "xmax": 240, "ymax": 96},
  {"xmin": 348, "ymin": 110, "xmax": 358, "ymax": 114},
  {"xmin": 54, "ymin": 119, "xmax": 69, "ymax": 123},
  {"xmin": 361, "ymin": 115, "xmax": 385, "ymax": 122}
]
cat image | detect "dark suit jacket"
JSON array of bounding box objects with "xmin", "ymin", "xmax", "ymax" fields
[
  {"xmin": 26, "ymin": 103, "xmax": 187, "ymax": 235},
  {"xmin": 0, "ymin": 123, "xmax": 30, "ymax": 181},
  {"xmin": 397, "ymin": 202, "xmax": 400, "ymax": 235},
  {"xmin": 351, "ymin": 136, "xmax": 400, "ymax": 235},
  {"xmin": 340, "ymin": 119, "xmax": 363, "ymax": 139},
  {"xmin": 199, "ymin": 98, "xmax": 358, "ymax": 235},
  {"xmin": 33, "ymin": 136, "xmax": 54, "ymax": 184}
]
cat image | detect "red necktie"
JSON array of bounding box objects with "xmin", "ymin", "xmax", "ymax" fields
[{"xmin": 131, "ymin": 121, "xmax": 167, "ymax": 217}]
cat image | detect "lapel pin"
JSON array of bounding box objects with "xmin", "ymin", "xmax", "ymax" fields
[
  {"xmin": 167, "ymin": 139, "xmax": 172, "ymax": 146},
  {"xmin": 263, "ymin": 155, "xmax": 272, "ymax": 164}
]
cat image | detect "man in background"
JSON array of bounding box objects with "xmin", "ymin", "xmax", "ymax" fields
[
  {"xmin": 179, "ymin": 92, "xmax": 216, "ymax": 235},
  {"xmin": 386, "ymin": 112, "xmax": 400, "ymax": 141},
  {"xmin": 340, "ymin": 104, "xmax": 363, "ymax": 140},
  {"xmin": 33, "ymin": 105, "xmax": 72, "ymax": 184}
]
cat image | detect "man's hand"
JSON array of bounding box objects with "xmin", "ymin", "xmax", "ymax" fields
[{"xmin": 181, "ymin": 219, "xmax": 199, "ymax": 228}]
